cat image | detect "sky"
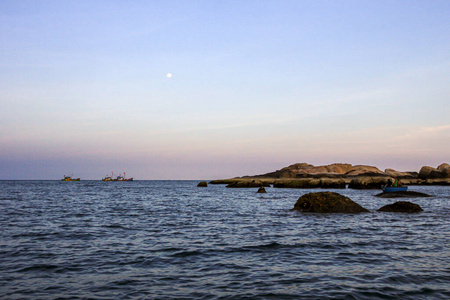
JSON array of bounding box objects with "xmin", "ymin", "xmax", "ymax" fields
[{"xmin": 0, "ymin": 0, "xmax": 449, "ymax": 180}]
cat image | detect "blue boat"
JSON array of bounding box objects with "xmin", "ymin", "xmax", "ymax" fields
[{"xmin": 382, "ymin": 186, "xmax": 408, "ymax": 193}]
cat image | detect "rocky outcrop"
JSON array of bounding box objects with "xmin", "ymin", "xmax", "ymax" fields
[
  {"xmin": 438, "ymin": 163, "xmax": 450, "ymax": 170},
  {"xmin": 211, "ymin": 162, "xmax": 449, "ymax": 188},
  {"xmin": 418, "ymin": 166, "xmax": 435, "ymax": 179},
  {"xmin": 293, "ymin": 192, "xmax": 369, "ymax": 213},
  {"xmin": 384, "ymin": 169, "xmax": 418, "ymax": 179},
  {"xmin": 273, "ymin": 178, "xmax": 321, "ymax": 188},
  {"xmin": 257, "ymin": 186, "xmax": 267, "ymax": 193},
  {"xmin": 377, "ymin": 201, "xmax": 423, "ymax": 213},
  {"xmin": 197, "ymin": 181, "xmax": 208, "ymax": 187},
  {"xmin": 419, "ymin": 164, "xmax": 450, "ymax": 180},
  {"xmin": 258, "ymin": 163, "xmax": 374, "ymax": 178},
  {"xmin": 226, "ymin": 179, "xmax": 270, "ymax": 188},
  {"xmin": 348, "ymin": 176, "xmax": 393, "ymax": 189},
  {"xmin": 344, "ymin": 165, "xmax": 385, "ymax": 176},
  {"xmin": 320, "ymin": 178, "xmax": 346, "ymax": 189}
]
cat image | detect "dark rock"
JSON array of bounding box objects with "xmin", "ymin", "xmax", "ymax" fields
[
  {"xmin": 197, "ymin": 181, "xmax": 208, "ymax": 187},
  {"xmin": 418, "ymin": 166, "xmax": 436, "ymax": 179},
  {"xmin": 320, "ymin": 178, "xmax": 346, "ymax": 189},
  {"xmin": 274, "ymin": 178, "xmax": 321, "ymax": 188},
  {"xmin": 348, "ymin": 176, "xmax": 393, "ymax": 189},
  {"xmin": 437, "ymin": 163, "xmax": 450, "ymax": 171},
  {"xmin": 209, "ymin": 179, "xmax": 238, "ymax": 185},
  {"xmin": 226, "ymin": 179, "xmax": 270, "ymax": 188},
  {"xmin": 377, "ymin": 201, "xmax": 424, "ymax": 213},
  {"xmin": 292, "ymin": 192, "xmax": 369, "ymax": 213},
  {"xmin": 423, "ymin": 179, "xmax": 450, "ymax": 185},
  {"xmin": 257, "ymin": 186, "xmax": 267, "ymax": 193},
  {"xmin": 374, "ymin": 191, "xmax": 431, "ymax": 198}
]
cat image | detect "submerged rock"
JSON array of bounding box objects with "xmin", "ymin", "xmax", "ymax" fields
[
  {"xmin": 197, "ymin": 181, "xmax": 208, "ymax": 187},
  {"xmin": 374, "ymin": 191, "xmax": 431, "ymax": 198},
  {"xmin": 257, "ymin": 186, "xmax": 267, "ymax": 193},
  {"xmin": 377, "ymin": 201, "xmax": 423, "ymax": 213},
  {"xmin": 292, "ymin": 192, "xmax": 369, "ymax": 213}
]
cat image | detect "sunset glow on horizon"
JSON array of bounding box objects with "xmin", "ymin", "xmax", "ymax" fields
[{"xmin": 1, "ymin": 1, "xmax": 449, "ymax": 180}]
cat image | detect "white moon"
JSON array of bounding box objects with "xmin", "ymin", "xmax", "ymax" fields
[{"xmin": 166, "ymin": 73, "xmax": 172, "ymax": 78}]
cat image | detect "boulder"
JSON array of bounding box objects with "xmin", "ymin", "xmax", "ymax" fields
[
  {"xmin": 428, "ymin": 169, "xmax": 446, "ymax": 179},
  {"xmin": 418, "ymin": 166, "xmax": 436, "ymax": 179},
  {"xmin": 197, "ymin": 181, "xmax": 208, "ymax": 187},
  {"xmin": 348, "ymin": 176, "xmax": 394, "ymax": 189},
  {"xmin": 419, "ymin": 164, "xmax": 450, "ymax": 179},
  {"xmin": 345, "ymin": 165, "xmax": 384, "ymax": 176},
  {"xmin": 437, "ymin": 163, "xmax": 450, "ymax": 171},
  {"xmin": 257, "ymin": 186, "xmax": 267, "ymax": 193},
  {"xmin": 377, "ymin": 201, "xmax": 423, "ymax": 213},
  {"xmin": 293, "ymin": 192, "xmax": 369, "ymax": 213}
]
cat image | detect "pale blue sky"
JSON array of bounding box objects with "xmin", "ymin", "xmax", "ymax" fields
[{"xmin": 1, "ymin": 0, "xmax": 449, "ymax": 179}]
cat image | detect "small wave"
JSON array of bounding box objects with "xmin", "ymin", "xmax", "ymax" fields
[
  {"xmin": 244, "ymin": 241, "xmax": 283, "ymax": 250},
  {"xmin": 171, "ymin": 250, "xmax": 203, "ymax": 257},
  {"xmin": 104, "ymin": 224, "xmax": 127, "ymax": 229},
  {"xmin": 18, "ymin": 264, "xmax": 59, "ymax": 272}
]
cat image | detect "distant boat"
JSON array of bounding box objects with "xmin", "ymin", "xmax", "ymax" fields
[
  {"xmin": 102, "ymin": 172, "xmax": 115, "ymax": 181},
  {"xmin": 62, "ymin": 175, "xmax": 80, "ymax": 181},
  {"xmin": 382, "ymin": 186, "xmax": 408, "ymax": 193},
  {"xmin": 102, "ymin": 172, "xmax": 133, "ymax": 181},
  {"xmin": 117, "ymin": 172, "xmax": 133, "ymax": 181}
]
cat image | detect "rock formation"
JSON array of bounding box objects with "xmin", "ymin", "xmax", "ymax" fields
[
  {"xmin": 377, "ymin": 201, "xmax": 424, "ymax": 213},
  {"xmin": 417, "ymin": 164, "xmax": 450, "ymax": 185},
  {"xmin": 197, "ymin": 181, "xmax": 208, "ymax": 187},
  {"xmin": 292, "ymin": 192, "xmax": 369, "ymax": 213},
  {"xmin": 226, "ymin": 179, "xmax": 270, "ymax": 188},
  {"xmin": 273, "ymin": 178, "xmax": 321, "ymax": 188},
  {"xmin": 384, "ymin": 169, "xmax": 418, "ymax": 179},
  {"xmin": 348, "ymin": 176, "xmax": 393, "ymax": 189},
  {"xmin": 210, "ymin": 162, "xmax": 450, "ymax": 188},
  {"xmin": 320, "ymin": 178, "xmax": 346, "ymax": 189},
  {"xmin": 257, "ymin": 186, "xmax": 267, "ymax": 193}
]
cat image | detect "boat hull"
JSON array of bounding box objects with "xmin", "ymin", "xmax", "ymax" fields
[{"xmin": 383, "ymin": 186, "xmax": 408, "ymax": 193}]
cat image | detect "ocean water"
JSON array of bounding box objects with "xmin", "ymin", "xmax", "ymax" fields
[{"xmin": 0, "ymin": 180, "xmax": 449, "ymax": 299}]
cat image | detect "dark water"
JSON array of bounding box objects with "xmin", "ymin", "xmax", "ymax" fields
[{"xmin": 0, "ymin": 181, "xmax": 449, "ymax": 299}]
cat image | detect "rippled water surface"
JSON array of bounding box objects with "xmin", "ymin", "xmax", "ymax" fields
[{"xmin": 0, "ymin": 181, "xmax": 449, "ymax": 299}]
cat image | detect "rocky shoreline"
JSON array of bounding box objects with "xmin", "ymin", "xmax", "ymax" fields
[{"xmin": 210, "ymin": 163, "xmax": 450, "ymax": 189}]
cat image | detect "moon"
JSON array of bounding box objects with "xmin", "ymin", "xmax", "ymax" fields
[{"xmin": 166, "ymin": 73, "xmax": 172, "ymax": 78}]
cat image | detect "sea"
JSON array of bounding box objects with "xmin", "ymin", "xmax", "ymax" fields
[{"xmin": 0, "ymin": 180, "xmax": 449, "ymax": 299}]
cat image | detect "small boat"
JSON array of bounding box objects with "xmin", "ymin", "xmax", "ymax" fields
[
  {"xmin": 117, "ymin": 172, "xmax": 133, "ymax": 181},
  {"xmin": 102, "ymin": 172, "xmax": 116, "ymax": 181},
  {"xmin": 382, "ymin": 186, "xmax": 408, "ymax": 193},
  {"xmin": 62, "ymin": 175, "xmax": 80, "ymax": 181},
  {"xmin": 102, "ymin": 172, "xmax": 133, "ymax": 181}
]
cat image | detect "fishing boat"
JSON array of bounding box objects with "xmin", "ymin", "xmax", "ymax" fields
[
  {"xmin": 62, "ymin": 175, "xmax": 80, "ymax": 181},
  {"xmin": 102, "ymin": 172, "xmax": 116, "ymax": 181},
  {"xmin": 116, "ymin": 172, "xmax": 133, "ymax": 181},
  {"xmin": 102, "ymin": 172, "xmax": 133, "ymax": 181},
  {"xmin": 382, "ymin": 186, "xmax": 408, "ymax": 193}
]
